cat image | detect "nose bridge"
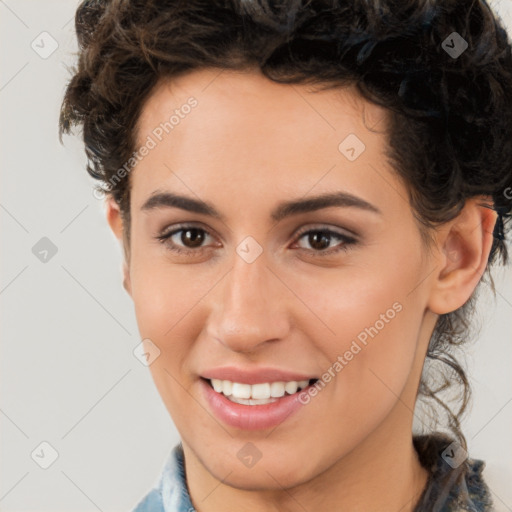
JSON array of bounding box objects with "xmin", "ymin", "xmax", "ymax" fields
[{"xmin": 208, "ymin": 250, "xmax": 289, "ymax": 353}]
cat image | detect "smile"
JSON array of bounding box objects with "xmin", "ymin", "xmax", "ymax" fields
[
  {"xmin": 207, "ymin": 378, "xmax": 317, "ymax": 405},
  {"xmin": 200, "ymin": 376, "xmax": 320, "ymax": 430}
]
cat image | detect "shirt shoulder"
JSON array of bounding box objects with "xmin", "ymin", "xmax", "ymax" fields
[
  {"xmin": 130, "ymin": 442, "xmax": 195, "ymax": 512},
  {"xmin": 132, "ymin": 488, "xmax": 165, "ymax": 512}
]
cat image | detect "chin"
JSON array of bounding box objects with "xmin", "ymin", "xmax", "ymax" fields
[{"xmin": 201, "ymin": 446, "xmax": 320, "ymax": 491}]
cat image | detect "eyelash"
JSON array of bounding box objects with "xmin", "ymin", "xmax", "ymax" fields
[{"xmin": 155, "ymin": 223, "xmax": 357, "ymax": 256}]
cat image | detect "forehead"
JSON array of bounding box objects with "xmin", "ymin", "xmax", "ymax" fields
[
  {"xmin": 136, "ymin": 67, "xmax": 386, "ymax": 140},
  {"xmin": 131, "ymin": 68, "xmax": 395, "ymax": 211}
]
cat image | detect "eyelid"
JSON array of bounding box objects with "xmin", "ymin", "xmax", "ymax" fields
[
  {"xmin": 293, "ymin": 223, "xmax": 358, "ymax": 240},
  {"xmin": 158, "ymin": 221, "xmax": 216, "ymax": 239}
]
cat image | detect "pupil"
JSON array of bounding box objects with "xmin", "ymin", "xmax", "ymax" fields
[
  {"xmin": 309, "ymin": 231, "xmax": 330, "ymax": 250},
  {"xmin": 182, "ymin": 228, "xmax": 204, "ymax": 247}
]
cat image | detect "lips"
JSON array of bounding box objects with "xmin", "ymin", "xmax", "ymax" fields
[{"xmin": 198, "ymin": 366, "xmax": 320, "ymax": 430}]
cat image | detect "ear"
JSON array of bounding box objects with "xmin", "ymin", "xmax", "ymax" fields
[
  {"xmin": 105, "ymin": 197, "xmax": 132, "ymax": 297},
  {"xmin": 427, "ymin": 197, "xmax": 497, "ymax": 315}
]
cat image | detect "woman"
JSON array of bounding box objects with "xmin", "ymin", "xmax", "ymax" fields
[{"xmin": 59, "ymin": 0, "xmax": 512, "ymax": 510}]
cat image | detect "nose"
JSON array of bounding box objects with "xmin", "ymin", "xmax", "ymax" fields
[{"xmin": 206, "ymin": 251, "xmax": 291, "ymax": 354}]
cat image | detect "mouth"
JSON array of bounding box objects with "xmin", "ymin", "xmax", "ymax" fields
[{"xmin": 201, "ymin": 376, "xmax": 319, "ymax": 406}]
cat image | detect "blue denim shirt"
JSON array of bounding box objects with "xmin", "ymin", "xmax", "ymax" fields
[
  {"xmin": 132, "ymin": 442, "xmax": 194, "ymax": 512},
  {"xmin": 132, "ymin": 435, "xmax": 494, "ymax": 512}
]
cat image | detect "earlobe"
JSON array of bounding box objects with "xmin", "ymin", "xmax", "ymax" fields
[
  {"xmin": 427, "ymin": 198, "xmax": 497, "ymax": 315},
  {"xmin": 122, "ymin": 260, "xmax": 132, "ymax": 296}
]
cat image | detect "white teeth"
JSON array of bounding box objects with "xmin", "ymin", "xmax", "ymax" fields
[
  {"xmin": 232, "ymin": 382, "xmax": 251, "ymax": 399},
  {"xmin": 222, "ymin": 380, "xmax": 232, "ymax": 396},
  {"xmin": 251, "ymin": 382, "xmax": 270, "ymax": 399},
  {"xmin": 285, "ymin": 381, "xmax": 299, "ymax": 394},
  {"xmin": 208, "ymin": 378, "xmax": 311, "ymax": 400},
  {"xmin": 270, "ymin": 381, "xmax": 286, "ymax": 398},
  {"xmin": 228, "ymin": 396, "xmax": 279, "ymax": 405},
  {"xmin": 211, "ymin": 379, "xmax": 223, "ymax": 393}
]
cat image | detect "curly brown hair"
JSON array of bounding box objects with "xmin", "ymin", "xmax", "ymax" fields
[{"xmin": 59, "ymin": 0, "xmax": 512, "ymax": 492}]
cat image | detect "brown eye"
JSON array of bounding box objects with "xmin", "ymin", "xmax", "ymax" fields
[
  {"xmin": 304, "ymin": 231, "xmax": 332, "ymax": 251},
  {"xmin": 179, "ymin": 228, "xmax": 206, "ymax": 248},
  {"xmin": 156, "ymin": 224, "xmax": 215, "ymax": 254},
  {"xmin": 294, "ymin": 227, "xmax": 357, "ymax": 255}
]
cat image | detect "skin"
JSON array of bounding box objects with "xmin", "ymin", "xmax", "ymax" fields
[{"xmin": 106, "ymin": 67, "xmax": 497, "ymax": 512}]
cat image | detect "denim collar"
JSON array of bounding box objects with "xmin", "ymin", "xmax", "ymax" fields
[
  {"xmin": 412, "ymin": 433, "xmax": 494, "ymax": 511},
  {"xmin": 160, "ymin": 442, "xmax": 195, "ymax": 512},
  {"xmin": 132, "ymin": 442, "xmax": 194, "ymax": 512}
]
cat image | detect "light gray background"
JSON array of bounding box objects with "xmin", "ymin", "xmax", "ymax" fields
[{"xmin": 1, "ymin": 1, "xmax": 511, "ymax": 511}]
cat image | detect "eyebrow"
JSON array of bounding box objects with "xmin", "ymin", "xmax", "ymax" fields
[{"xmin": 141, "ymin": 189, "xmax": 382, "ymax": 222}]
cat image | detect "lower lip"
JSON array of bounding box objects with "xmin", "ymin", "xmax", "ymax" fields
[{"xmin": 200, "ymin": 378, "xmax": 310, "ymax": 430}]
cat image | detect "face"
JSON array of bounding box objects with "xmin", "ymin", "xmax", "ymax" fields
[{"xmin": 113, "ymin": 68, "xmax": 441, "ymax": 489}]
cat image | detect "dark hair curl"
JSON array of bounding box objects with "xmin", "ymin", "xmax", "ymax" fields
[{"xmin": 59, "ymin": 0, "xmax": 512, "ymax": 494}]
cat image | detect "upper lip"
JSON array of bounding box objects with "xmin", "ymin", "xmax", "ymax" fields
[{"xmin": 200, "ymin": 366, "xmax": 318, "ymax": 385}]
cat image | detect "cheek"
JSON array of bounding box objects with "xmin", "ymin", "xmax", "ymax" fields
[
  {"xmin": 294, "ymin": 258, "xmax": 421, "ymax": 355},
  {"xmin": 128, "ymin": 252, "xmax": 214, "ymax": 398},
  {"xmin": 128, "ymin": 248, "xmax": 197, "ymax": 339},
  {"xmin": 291, "ymin": 243, "xmax": 425, "ymax": 410},
  {"xmin": 294, "ymin": 281, "xmax": 423, "ymax": 453},
  {"xmin": 129, "ymin": 259, "xmax": 198, "ymax": 420},
  {"xmin": 128, "ymin": 261, "xmax": 194, "ymax": 409},
  {"xmin": 304, "ymin": 282, "xmax": 419, "ymax": 402}
]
